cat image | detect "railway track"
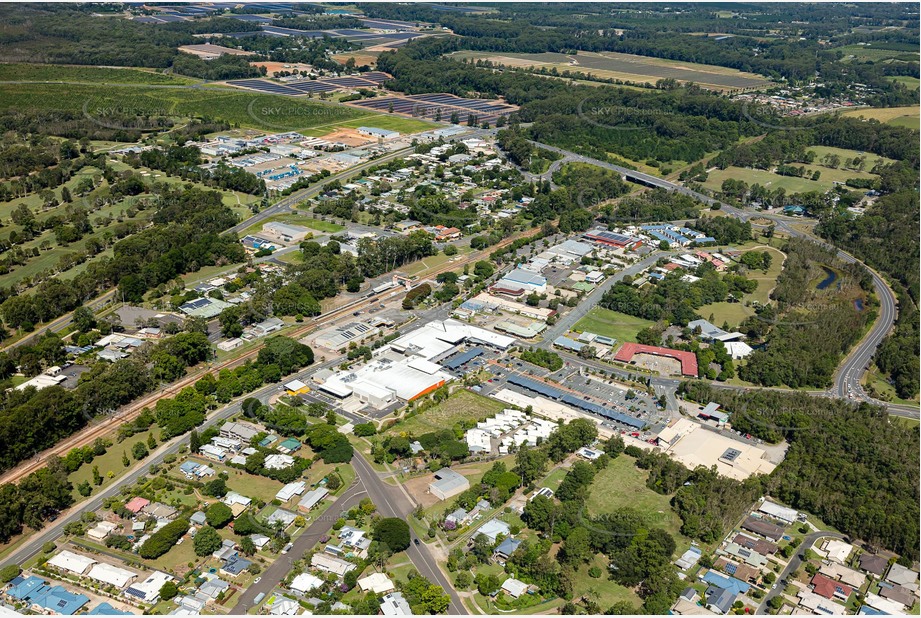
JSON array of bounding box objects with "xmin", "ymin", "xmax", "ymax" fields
[{"xmin": 0, "ymin": 230, "xmax": 529, "ymax": 486}]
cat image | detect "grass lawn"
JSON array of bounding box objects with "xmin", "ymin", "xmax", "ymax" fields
[
  {"xmin": 68, "ymin": 427, "xmax": 162, "ymax": 501},
  {"xmin": 540, "ymin": 467, "xmax": 569, "ymax": 492},
  {"xmin": 175, "ymin": 456, "xmax": 285, "ymax": 504},
  {"xmin": 573, "ymin": 307, "xmax": 655, "ymax": 344},
  {"xmin": 240, "ymin": 212, "xmax": 345, "ymax": 237},
  {"xmin": 585, "ymin": 454, "xmax": 687, "ymax": 547},
  {"xmin": 840, "ymin": 106, "xmax": 920, "ymax": 130},
  {"xmin": 573, "ymin": 555, "xmax": 642, "ymax": 610},
  {"xmin": 385, "ymin": 389, "xmax": 507, "ymax": 437},
  {"xmin": 298, "ymin": 113, "xmax": 436, "ymax": 137},
  {"xmin": 887, "ymin": 76, "xmax": 921, "ymax": 91},
  {"xmin": 401, "ymin": 248, "xmax": 471, "ymax": 277},
  {"xmin": 697, "ymin": 244, "xmax": 786, "ymax": 328},
  {"xmin": 702, "ymin": 166, "xmax": 829, "ymax": 194}
]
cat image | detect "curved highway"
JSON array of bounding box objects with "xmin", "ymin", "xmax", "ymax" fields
[{"xmin": 527, "ymin": 140, "xmax": 915, "ymax": 416}]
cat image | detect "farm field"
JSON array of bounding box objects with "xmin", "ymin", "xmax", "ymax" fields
[
  {"xmin": 384, "ymin": 389, "xmax": 506, "ymax": 437},
  {"xmin": 0, "ymin": 82, "xmax": 371, "ymax": 132},
  {"xmin": 585, "ymin": 453, "xmax": 688, "ymax": 547},
  {"xmin": 0, "ymin": 63, "xmax": 197, "ymax": 85},
  {"xmin": 835, "ymin": 43, "xmax": 920, "ymax": 63},
  {"xmin": 840, "ymin": 105, "xmax": 920, "ymax": 130},
  {"xmin": 573, "ymin": 307, "xmax": 656, "ymax": 344},
  {"xmin": 448, "ymin": 49, "xmax": 773, "ymax": 91}
]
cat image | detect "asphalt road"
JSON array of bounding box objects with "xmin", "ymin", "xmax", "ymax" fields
[
  {"xmin": 757, "ymin": 530, "xmax": 845, "ymax": 613},
  {"xmin": 234, "ymin": 482, "xmax": 367, "ymax": 613},
  {"xmin": 528, "ymin": 140, "xmax": 916, "ymax": 418},
  {"xmin": 350, "ymin": 453, "xmax": 467, "ymax": 615}
]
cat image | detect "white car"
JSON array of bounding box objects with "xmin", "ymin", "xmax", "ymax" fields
[{"xmin": 254, "ymin": 577, "xmax": 261, "ymax": 584}]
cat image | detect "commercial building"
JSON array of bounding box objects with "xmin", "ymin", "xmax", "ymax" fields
[
  {"xmin": 613, "ymin": 343, "xmax": 699, "ymax": 377},
  {"xmin": 261, "ymin": 222, "xmax": 312, "ymax": 245},
  {"xmin": 357, "ymin": 126, "xmax": 400, "ymax": 140},
  {"xmin": 429, "ymin": 468, "xmax": 470, "ymax": 501},
  {"xmin": 583, "ymin": 228, "xmax": 642, "ymax": 250},
  {"xmin": 493, "ymin": 268, "xmax": 547, "ymax": 294}
]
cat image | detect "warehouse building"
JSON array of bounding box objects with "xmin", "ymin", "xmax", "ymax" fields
[
  {"xmin": 429, "ymin": 468, "xmax": 470, "ymax": 501},
  {"xmin": 261, "ymin": 221, "xmax": 312, "ymax": 245}
]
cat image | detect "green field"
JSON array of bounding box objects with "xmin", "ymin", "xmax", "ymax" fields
[
  {"xmin": 573, "ymin": 307, "xmax": 656, "ymax": 344},
  {"xmin": 0, "ymin": 82, "xmax": 369, "ymax": 132},
  {"xmin": 68, "ymin": 426, "xmax": 162, "ymax": 501},
  {"xmin": 840, "ymin": 106, "xmax": 920, "ymax": 131},
  {"xmin": 585, "ymin": 454, "xmax": 687, "ymax": 545},
  {"xmin": 805, "ymin": 145, "xmax": 897, "ymax": 170},
  {"xmin": 698, "ymin": 244, "xmax": 786, "ymax": 328},
  {"xmin": 703, "ymin": 166, "xmax": 829, "ymax": 194},
  {"xmin": 0, "ymin": 63, "xmax": 197, "ymax": 85},
  {"xmin": 241, "ymin": 212, "xmax": 345, "ymax": 237},
  {"xmin": 886, "ymin": 76, "xmax": 921, "ymax": 91},
  {"xmin": 836, "ymin": 44, "xmax": 920, "ymax": 63},
  {"xmin": 385, "ymin": 389, "xmax": 506, "ymax": 437}
]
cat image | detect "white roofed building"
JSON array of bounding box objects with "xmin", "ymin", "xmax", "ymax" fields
[
  {"xmin": 758, "ymin": 499, "xmax": 798, "ymax": 524},
  {"xmin": 87, "ymin": 563, "xmax": 138, "ymax": 588},
  {"xmin": 290, "ymin": 572, "xmax": 324, "ymax": 594},
  {"xmin": 47, "ymin": 550, "xmax": 96, "ymax": 575}
]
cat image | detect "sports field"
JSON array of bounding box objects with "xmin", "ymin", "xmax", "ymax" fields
[
  {"xmin": 840, "ymin": 105, "xmax": 920, "ymax": 131},
  {"xmin": 449, "ymin": 50, "xmax": 772, "ymax": 91},
  {"xmin": 573, "ymin": 307, "xmax": 656, "ymax": 344}
]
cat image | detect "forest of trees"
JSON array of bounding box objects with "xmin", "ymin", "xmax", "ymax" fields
[
  {"xmin": 0, "ymin": 185, "xmax": 244, "ymax": 331},
  {"xmin": 679, "ymin": 383, "xmax": 920, "ymax": 560},
  {"xmin": 738, "ymin": 238, "xmax": 875, "ymax": 389},
  {"xmin": 818, "ymin": 190, "xmax": 920, "ymax": 398}
]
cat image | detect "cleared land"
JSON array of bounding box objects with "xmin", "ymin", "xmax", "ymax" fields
[
  {"xmin": 573, "ymin": 307, "xmax": 656, "ymax": 344},
  {"xmin": 449, "ymin": 50, "xmax": 772, "ymax": 91},
  {"xmin": 840, "ymin": 105, "xmax": 920, "ymax": 130},
  {"xmin": 241, "ymin": 212, "xmax": 345, "ymax": 237},
  {"xmin": 385, "ymin": 389, "xmax": 506, "ymax": 436},
  {"xmin": 585, "ymin": 454, "xmax": 688, "ymax": 545}
]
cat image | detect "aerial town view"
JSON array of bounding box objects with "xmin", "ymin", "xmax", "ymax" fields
[{"xmin": 0, "ymin": 1, "xmax": 917, "ymax": 617}]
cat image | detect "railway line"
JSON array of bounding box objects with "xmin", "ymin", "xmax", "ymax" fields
[{"xmin": 0, "ymin": 228, "xmax": 529, "ymax": 486}]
